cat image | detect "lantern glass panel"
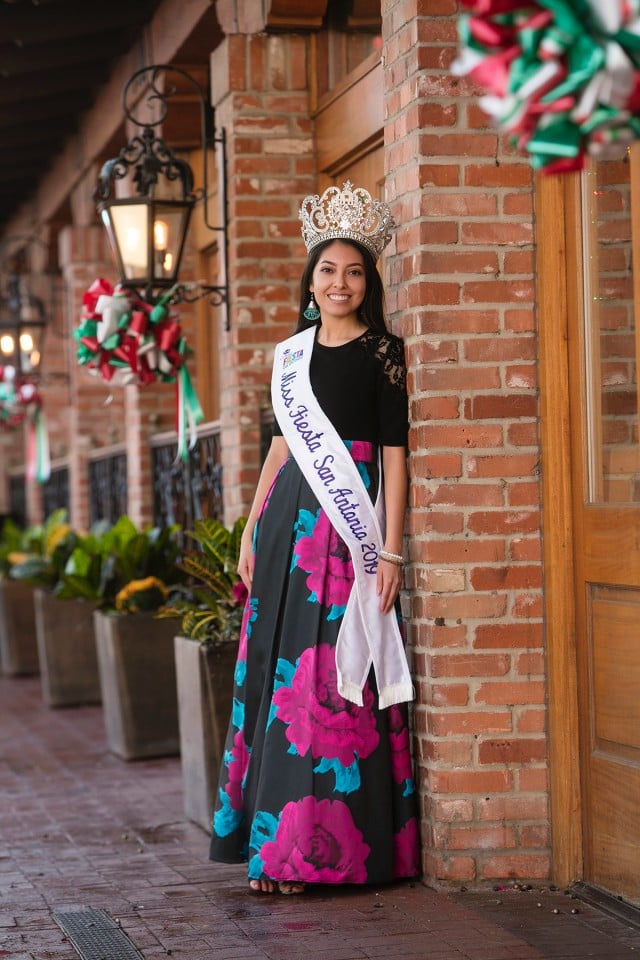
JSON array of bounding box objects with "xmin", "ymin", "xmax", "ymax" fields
[
  {"xmin": 105, "ymin": 203, "xmax": 149, "ymax": 282},
  {"xmin": 152, "ymin": 203, "xmax": 192, "ymax": 285},
  {"xmin": 0, "ymin": 316, "xmax": 44, "ymax": 375},
  {"xmin": 0, "ymin": 332, "xmax": 15, "ymax": 361},
  {"xmin": 18, "ymin": 321, "xmax": 45, "ymax": 372}
]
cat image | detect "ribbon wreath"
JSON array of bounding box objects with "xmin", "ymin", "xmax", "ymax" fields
[
  {"xmin": 74, "ymin": 278, "xmax": 204, "ymax": 461},
  {"xmin": 452, "ymin": 0, "xmax": 640, "ymax": 173},
  {"xmin": 0, "ymin": 366, "xmax": 27, "ymax": 430},
  {"xmin": 0, "ymin": 367, "xmax": 50, "ymax": 483}
]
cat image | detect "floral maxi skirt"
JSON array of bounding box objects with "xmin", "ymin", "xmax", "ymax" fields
[{"xmin": 209, "ymin": 441, "xmax": 420, "ymax": 886}]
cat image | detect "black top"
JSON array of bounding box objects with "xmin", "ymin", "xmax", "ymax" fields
[{"xmin": 273, "ymin": 329, "xmax": 409, "ymax": 447}]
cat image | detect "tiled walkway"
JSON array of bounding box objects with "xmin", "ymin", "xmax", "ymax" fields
[{"xmin": 1, "ymin": 674, "xmax": 640, "ymax": 960}]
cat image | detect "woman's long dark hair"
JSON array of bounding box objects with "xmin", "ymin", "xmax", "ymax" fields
[{"xmin": 295, "ymin": 238, "xmax": 388, "ymax": 334}]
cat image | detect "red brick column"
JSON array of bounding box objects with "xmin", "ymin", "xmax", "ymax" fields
[
  {"xmin": 382, "ymin": 0, "xmax": 548, "ymax": 885},
  {"xmin": 210, "ymin": 32, "xmax": 315, "ymax": 521}
]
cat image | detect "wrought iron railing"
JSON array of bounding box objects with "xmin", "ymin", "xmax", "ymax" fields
[
  {"xmin": 151, "ymin": 421, "xmax": 222, "ymax": 530},
  {"xmin": 7, "ymin": 471, "xmax": 26, "ymax": 527},
  {"xmin": 42, "ymin": 462, "xmax": 70, "ymax": 518},
  {"xmin": 88, "ymin": 445, "xmax": 128, "ymax": 526},
  {"xmin": 7, "ymin": 460, "xmax": 70, "ymax": 526}
]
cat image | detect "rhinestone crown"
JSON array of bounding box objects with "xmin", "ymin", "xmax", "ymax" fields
[{"xmin": 299, "ymin": 181, "xmax": 395, "ymax": 261}]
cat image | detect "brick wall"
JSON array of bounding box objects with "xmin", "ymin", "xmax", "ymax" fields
[
  {"xmin": 382, "ymin": 0, "xmax": 549, "ymax": 885},
  {"xmin": 210, "ymin": 32, "xmax": 316, "ymax": 521}
]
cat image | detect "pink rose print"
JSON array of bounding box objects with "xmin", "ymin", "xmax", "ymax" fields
[
  {"xmin": 348, "ymin": 440, "xmax": 373, "ymax": 462},
  {"xmin": 261, "ymin": 796, "xmax": 370, "ymax": 883},
  {"xmin": 388, "ymin": 705, "xmax": 413, "ymax": 785},
  {"xmin": 273, "ymin": 643, "xmax": 379, "ymax": 766},
  {"xmin": 237, "ymin": 596, "xmax": 258, "ymax": 665},
  {"xmin": 294, "ymin": 510, "xmax": 353, "ymax": 608},
  {"xmin": 393, "ymin": 817, "xmax": 420, "ymax": 878},
  {"xmin": 232, "ymin": 581, "xmax": 248, "ymax": 605},
  {"xmin": 237, "ymin": 600, "xmax": 251, "ymax": 662},
  {"xmin": 225, "ymin": 730, "xmax": 249, "ymax": 811}
]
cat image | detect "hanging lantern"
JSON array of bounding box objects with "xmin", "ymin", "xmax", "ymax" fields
[
  {"xmin": 0, "ymin": 271, "xmax": 47, "ymax": 376},
  {"xmin": 96, "ymin": 128, "xmax": 195, "ymax": 299},
  {"xmin": 94, "ymin": 64, "xmax": 229, "ymax": 317}
]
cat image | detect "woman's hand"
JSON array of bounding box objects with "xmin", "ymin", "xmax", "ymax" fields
[
  {"xmin": 377, "ymin": 557, "xmax": 403, "ymax": 614},
  {"xmin": 378, "ymin": 446, "xmax": 408, "ymax": 614},
  {"xmin": 237, "ymin": 526, "xmax": 255, "ymax": 590},
  {"xmin": 236, "ymin": 437, "xmax": 289, "ymax": 593}
]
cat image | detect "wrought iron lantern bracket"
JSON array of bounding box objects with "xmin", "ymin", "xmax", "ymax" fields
[
  {"xmin": 94, "ymin": 64, "xmax": 230, "ymax": 327},
  {"xmin": 96, "ymin": 126, "xmax": 196, "ymax": 202}
]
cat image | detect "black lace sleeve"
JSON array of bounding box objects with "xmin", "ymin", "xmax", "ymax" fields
[
  {"xmin": 360, "ymin": 332, "xmax": 409, "ymax": 447},
  {"xmin": 373, "ymin": 334, "xmax": 407, "ymax": 391}
]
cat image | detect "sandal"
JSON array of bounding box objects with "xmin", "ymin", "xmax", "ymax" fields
[{"xmin": 278, "ymin": 881, "xmax": 306, "ymax": 895}]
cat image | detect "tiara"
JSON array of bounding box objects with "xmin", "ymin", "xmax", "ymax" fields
[{"xmin": 299, "ymin": 181, "xmax": 395, "ymax": 261}]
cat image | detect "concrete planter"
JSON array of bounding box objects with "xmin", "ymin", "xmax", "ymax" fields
[
  {"xmin": 174, "ymin": 635, "xmax": 237, "ymax": 832},
  {"xmin": 0, "ymin": 579, "xmax": 39, "ymax": 676},
  {"xmin": 94, "ymin": 610, "xmax": 180, "ymax": 760},
  {"xmin": 34, "ymin": 589, "xmax": 100, "ymax": 707}
]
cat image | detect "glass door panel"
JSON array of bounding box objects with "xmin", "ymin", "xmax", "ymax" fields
[{"xmin": 582, "ymin": 155, "xmax": 640, "ymax": 503}]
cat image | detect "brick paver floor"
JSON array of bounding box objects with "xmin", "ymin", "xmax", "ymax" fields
[{"xmin": 2, "ymin": 673, "xmax": 640, "ymax": 960}]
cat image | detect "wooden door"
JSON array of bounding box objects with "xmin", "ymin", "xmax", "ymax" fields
[
  {"xmin": 314, "ymin": 51, "xmax": 383, "ymax": 195},
  {"xmin": 326, "ymin": 147, "xmax": 384, "ymax": 196},
  {"xmin": 569, "ymin": 152, "xmax": 640, "ymax": 905}
]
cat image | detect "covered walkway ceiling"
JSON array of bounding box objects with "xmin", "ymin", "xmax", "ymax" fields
[{"xmin": 0, "ymin": 0, "xmax": 219, "ymax": 232}]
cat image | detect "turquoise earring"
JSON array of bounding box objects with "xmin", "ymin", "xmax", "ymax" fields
[{"xmin": 303, "ymin": 292, "xmax": 320, "ymax": 321}]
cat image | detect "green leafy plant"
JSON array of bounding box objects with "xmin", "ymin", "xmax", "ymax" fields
[
  {"xmin": 4, "ymin": 511, "xmax": 185, "ymax": 613},
  {"xmin": 54, "ymin": 522, "xmax": 111, "ymax": 602},
  {"xmin": 0, "ymin": 517, "xmax": 37, "ymax": 577},
  {"xmin": 97, "ymin": 515, "xmax": 184, "ymax": 613},
  {"xmin": 6, "ymin": 509, "xmax": 80, "ymax": 589},
  {"xmin": 159, "ymin": 516, "xmax": 248, "ymax": 643},
  {"xmin": 100, "ymin": 516, "xmax": 185, "ymax": 608}
]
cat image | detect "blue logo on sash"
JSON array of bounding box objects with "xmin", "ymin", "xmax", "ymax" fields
[{"xmin": 282, "ymin": 348, "xmax": 303, "ymax": 369}]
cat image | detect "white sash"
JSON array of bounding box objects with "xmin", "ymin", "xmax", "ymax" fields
[{"xmin": 271, "ymin": 326, "xmax": 414, "ymax": 709}]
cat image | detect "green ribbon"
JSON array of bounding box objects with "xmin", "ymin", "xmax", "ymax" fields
[
  {"xmin": 33, "ymin": 408, "xmax": 51, "ymax": 484},
  {"xmin": 176, "ymin": 364, "xmax": 205, "ymax": 463},
  {"xmin": 527, "ymin": 116, "xmax": 582, "ymax": 156},
  {"xmin": 456, "ymin": 0, "xmax": 640, "ymax": 171},
  {"xmin": 101, "ymin": 333, "xmax": 120, "ymax": 351}
]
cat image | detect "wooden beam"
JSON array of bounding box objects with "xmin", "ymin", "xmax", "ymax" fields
[
  {"xmin": 0, "ymin": 28, "xmax": 139, "ymax": 76},
  {"xmin": 0, "ymin": 70, "xmax": 107, "ymax": 107},
  {"xmin": 347, "ymin": 0, "xmax": 381, "ymax": 29},
  {"xmin": 0, "ymin": 0, "xmax": 159, "ymax": 47},
  {"xmin": 265, "ymin": 0, "xmax": 328, "ymax": 29},
  {"xmin": 214, "ymin": 0, "xmax": 328, "ymax": 32},
  {"xmin": 536, "ymin": 170, "xmax": 584, "ymax": 886}
]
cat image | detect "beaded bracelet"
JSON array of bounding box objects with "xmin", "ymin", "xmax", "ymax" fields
[{"xmin": 379, "ymin": 549, "xmax": 404, "ymax": 566}]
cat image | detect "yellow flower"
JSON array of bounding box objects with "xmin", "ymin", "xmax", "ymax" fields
[
  {"xmin": 115, "ymin": 576, "xmax": 169, "ymax": 614},
  {"xmin": 45, "ymin": 523, "xmax": 72, "ymax": 557},
  {"xmin": 7, "ymin": 551, "xmax": 29, "ymax": 566}
]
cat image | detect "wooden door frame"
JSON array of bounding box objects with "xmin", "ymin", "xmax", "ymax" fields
[{"xmin": 536, "ymin": 171, "xmax": 584, "ymax": 885}]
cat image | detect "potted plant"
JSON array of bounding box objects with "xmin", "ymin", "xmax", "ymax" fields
[
  {"xmin": 9, "ymin": 513, "xmax": 104, "ymax": 706},
  {"xmin": 159, "ymin": 516, "xmax": 247, "ymax": 832},
  {"xmin": 0, "ymin": 514, "xmax": 57, "ymax": 677},
  {"xmin": 92, "ymin": 515, "xmax": 185, "ymax": 761}
]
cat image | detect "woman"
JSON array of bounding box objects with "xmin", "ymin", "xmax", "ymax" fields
[{"xmin": 209, "ymin": 182, "xmax": 420, "ymax": 894}]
